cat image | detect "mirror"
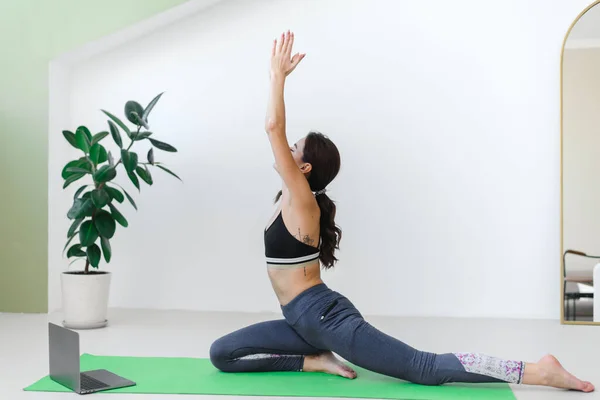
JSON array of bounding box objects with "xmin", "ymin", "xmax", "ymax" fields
[{"xmin": 561, "ymin": 0, "xmax": 600, "ymax": 324}]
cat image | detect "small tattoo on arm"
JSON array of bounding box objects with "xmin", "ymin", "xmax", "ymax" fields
[{"xmin": 296, "ymin": 229, "xmax": 315, "ymax": 246}]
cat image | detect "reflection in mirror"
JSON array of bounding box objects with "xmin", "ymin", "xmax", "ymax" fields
[{"xmin": 562, "ymin": 1, "xmax": 600, "ymax": 323}]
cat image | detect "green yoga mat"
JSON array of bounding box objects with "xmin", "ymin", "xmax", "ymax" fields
[{"xmin": 25, "ymin": 353, "xmax": 516, "ymax": 399}]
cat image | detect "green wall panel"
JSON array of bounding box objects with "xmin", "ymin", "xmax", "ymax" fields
[{"xmin": 0, "ymin": 0, "xmax": 189, "ymax": 313}]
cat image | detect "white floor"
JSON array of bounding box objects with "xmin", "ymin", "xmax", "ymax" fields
[{"xmin": 1, "ymin": 309, "xmax": 598, "ymax": 400}]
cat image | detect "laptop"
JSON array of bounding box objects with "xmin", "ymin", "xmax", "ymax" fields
[{"xmin": 48, "ymin": 322, "xmax": 136, "ymax": 394}]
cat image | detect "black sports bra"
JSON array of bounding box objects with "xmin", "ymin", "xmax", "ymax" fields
[{"xmin": 264, "ymin": 211, "xmax": 320, "ymax": 268}]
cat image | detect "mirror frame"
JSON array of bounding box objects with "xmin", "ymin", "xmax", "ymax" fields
[{"xmin": 560, "ymin": 0, "xmax": 600, "ymax": 326}]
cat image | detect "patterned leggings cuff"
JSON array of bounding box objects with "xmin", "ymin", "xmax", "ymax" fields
[
  {"xmin": 453, "ymin": 352, "xmax": 525, "ymax": 384},
  {"xmin": 518, "ymin": 361, "xmax": 525, "ymax": 384}
]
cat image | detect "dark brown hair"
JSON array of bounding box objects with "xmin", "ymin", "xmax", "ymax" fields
[{"xmin": 274, "ymin": 131, "xmax": 342, "ymax": 269}]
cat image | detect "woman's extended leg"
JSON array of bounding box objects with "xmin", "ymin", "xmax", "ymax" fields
[
  {"xmin": 315, "ymin": 312, "xmax": 527, "ymax": 385},
  {"xmin": 209, "ymin": 319, "xmax": 354, "ymax": 377},
  {"xmin": 285, "ymin": 286, "xmax": 594, "ymax": 392},
  {"xmin": 317, "ymin": 316, "xmax": 593, "ymax": 391}
]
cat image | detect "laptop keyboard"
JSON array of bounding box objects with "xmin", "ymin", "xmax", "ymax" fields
[{"xmin": 80, "ymin": 373, "xmax": 110, "ymax": 391}]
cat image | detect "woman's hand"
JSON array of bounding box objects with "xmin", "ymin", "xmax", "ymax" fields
[{"xmin": 270, "ymin": 31, "xmax": 305, "ymax": 79}]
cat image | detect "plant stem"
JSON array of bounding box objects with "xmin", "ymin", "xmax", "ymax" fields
[
  {"xmin": 86, "ymin": 155, "xmax": 97, "ymax": 174},
  {"xmin": 114, "ymin": 126, "xmax": 140, "ymax": 168},
  {"xmin": 82, "ymin": 190, "xmax": 102, "ymax": 272}
]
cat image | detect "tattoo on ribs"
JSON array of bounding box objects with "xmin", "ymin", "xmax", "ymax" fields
[{"xmin": 296, "ymin": 229, "xmax": 315, "ymax": 246}]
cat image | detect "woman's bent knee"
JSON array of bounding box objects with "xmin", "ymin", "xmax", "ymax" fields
[{"xmin": 209, "ymin": 337, "xmax": 233, "ymax": 372}]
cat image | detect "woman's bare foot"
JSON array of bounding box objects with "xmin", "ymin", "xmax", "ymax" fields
[
  {"xmin": 523, "ymin": 354, "xmax": 594, "ymax": 392},
  {"xmin": 303, "ymin": 352, "xmax": 357, "ymax": 379}
]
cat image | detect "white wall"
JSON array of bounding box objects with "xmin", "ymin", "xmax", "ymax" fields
[
  {"xmin": 49, "ymin": 0, "xmax": 597, "ymax": 319},
  {"xmin": 49, "ymin": 59, "xmax": 72, "ymax": 313}
]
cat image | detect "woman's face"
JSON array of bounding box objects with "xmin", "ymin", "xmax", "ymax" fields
[
  {"xmin": 290, "ymin": 137, "xmax": 307, "ymax": 166},
  {"xmin": 273, "ymin": 136, "xmax": 312, "ymax": 176}
]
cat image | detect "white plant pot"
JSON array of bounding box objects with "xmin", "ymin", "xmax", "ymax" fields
[{"xmin": 61, "ymin": 271, "xmax": 111, "ymax": 329}]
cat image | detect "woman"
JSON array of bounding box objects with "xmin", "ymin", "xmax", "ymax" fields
[{"xmin": 210, "ymin": 31, "xmax": 594, "ymax": 393}]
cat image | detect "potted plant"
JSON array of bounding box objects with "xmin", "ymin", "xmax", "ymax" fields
[{"xmin": 60, "ymin": 93, "xmax": 181, "ymax": 329}]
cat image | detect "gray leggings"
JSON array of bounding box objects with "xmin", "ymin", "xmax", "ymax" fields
[{"xmin": 210, "ymin": 284, "xmax": 525, "ymax": 385}]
